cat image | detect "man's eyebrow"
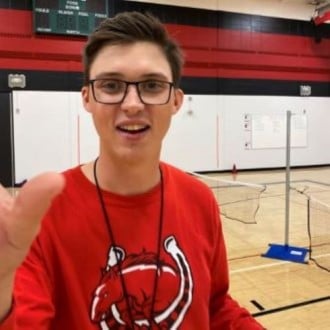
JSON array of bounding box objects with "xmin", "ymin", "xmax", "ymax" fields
[
  {"xmin": 92, "ymin": 72, "xmax": 171, "ymax": 81},
  {"xmin": 142, "ymin": 72, "xmax": 167, "ymax": 79},
  {"xmin": 93, "ymin": 72, "xmax": 122, "ymax": 79},
  {"xmin": 140, "ymin": 73, "xmax": 170, "ymax": 80}
]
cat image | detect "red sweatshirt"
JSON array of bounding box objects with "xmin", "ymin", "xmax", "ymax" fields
[{"xmin": 0, "ymin": 163, "xmax": 263, "ymax": 329}]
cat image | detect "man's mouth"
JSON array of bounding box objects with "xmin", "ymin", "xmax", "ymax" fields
[{"xmin": 117, "ymin": 124, "xmax": 150, "ymax": 134}]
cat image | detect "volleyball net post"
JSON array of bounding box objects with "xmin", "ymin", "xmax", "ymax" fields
[{"xmin": 262, "ymin": 110, "xmax": 309, "ymax": 264}]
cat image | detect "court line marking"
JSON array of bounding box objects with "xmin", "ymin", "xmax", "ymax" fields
[
  {"xmin": 230, "ymin": 253, "xmax": 330, "ymax": 274},
  {"xmin": 252, "ymin": 295, "xmax": 330, "ymax": 318}
]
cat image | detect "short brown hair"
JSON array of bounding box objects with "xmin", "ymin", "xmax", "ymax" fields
[{"xmin": 82, "ymin": 11, "xmax": 184, "ymax": 87}]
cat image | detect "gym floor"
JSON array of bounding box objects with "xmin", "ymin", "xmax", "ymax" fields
[{"xmin": 215, "ymin": 166, "xmax": 330, "ymax": 329}]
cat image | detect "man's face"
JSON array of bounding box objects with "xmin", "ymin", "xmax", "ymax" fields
[{"xmin": 82, "ymin": 41, "xmax": 183, "ymax": 164}]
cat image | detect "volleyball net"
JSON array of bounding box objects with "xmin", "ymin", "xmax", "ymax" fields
[
  {"xmin": 188, "ymin": 172, "xmax": 330, "ymax": 269},
  {"xmin": 189, "ymin": 172, "xmax": 267, "ymax": 224},
  {"xmin": 306, "ymin": 196, "xmax": 330, "ymax": 271},
  {"xmin": 290, "ymin": 183, "xmax": 330, "ymax": 271}
]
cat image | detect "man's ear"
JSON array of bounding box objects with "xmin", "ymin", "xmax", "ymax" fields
[
  {"xmin": 81, "ymin": 86, "xmax": 92, "ymax": 113},
  {"xmin": 172, "ymin": 88, "xmax": 184, "ymax": 115}
]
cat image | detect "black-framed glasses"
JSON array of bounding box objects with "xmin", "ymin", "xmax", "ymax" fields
[{"xmin": 89, "ymin": 79, "xmax": 174, "ymax": 105}]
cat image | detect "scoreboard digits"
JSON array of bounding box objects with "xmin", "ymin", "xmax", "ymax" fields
[{"xmin": 33, "ymin": 0, "xmax": 108, "ymax": 36}]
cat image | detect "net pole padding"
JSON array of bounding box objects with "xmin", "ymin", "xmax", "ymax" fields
[{"xmin": 262, "ymin": 111, "xmax": 309, "ymax": 264}]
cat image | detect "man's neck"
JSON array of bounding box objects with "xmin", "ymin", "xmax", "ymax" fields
[{"xmin": 81, "ymin": 157, "xmax": 161, "ymax": 196}]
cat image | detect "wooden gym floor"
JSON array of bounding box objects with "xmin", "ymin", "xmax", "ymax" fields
[{"xmin": 213, "ymin": 166, "xmax": 330, "ymax": 330}]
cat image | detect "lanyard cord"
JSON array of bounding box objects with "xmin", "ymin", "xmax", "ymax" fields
[{"xmin": 93, "ymin": 158, "xmax": 164, "ymax": 329}]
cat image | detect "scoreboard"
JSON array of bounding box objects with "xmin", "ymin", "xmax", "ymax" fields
[{"xmin": 33, "ymin": 0, "xmax": 108, "ymax": 36}]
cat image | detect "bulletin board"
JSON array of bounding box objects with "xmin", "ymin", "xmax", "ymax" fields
[{"xmin": 249, "ymin": 113, "xmax": 307, "ymax": 149}]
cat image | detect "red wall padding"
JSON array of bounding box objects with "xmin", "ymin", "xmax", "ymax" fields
[{"xmin": 0, "ymin": 9, "xmax": 329, "ymax": 81}]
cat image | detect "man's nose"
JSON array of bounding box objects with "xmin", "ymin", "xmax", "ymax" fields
[
  {"xmin": 121, "ymin": 84, "xmax": 144, "ymax": 112},
  {"xmin": 120, "ymin": 85, "xmax": 144, "ymax": 115}
]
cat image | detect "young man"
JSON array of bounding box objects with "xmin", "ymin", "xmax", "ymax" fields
[{"xmin": 0, "ymin": 11, "xmax": 264, "ymax": 329}]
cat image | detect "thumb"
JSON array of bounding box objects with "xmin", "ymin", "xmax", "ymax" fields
[{"xmin": 7, "ymin": 172, "xmax": 65, "ymax": 250}]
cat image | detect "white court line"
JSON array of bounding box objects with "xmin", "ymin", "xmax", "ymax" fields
[{"xmin": 230, "ymin": 253, "xmax": 330, "ymax": 274}]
